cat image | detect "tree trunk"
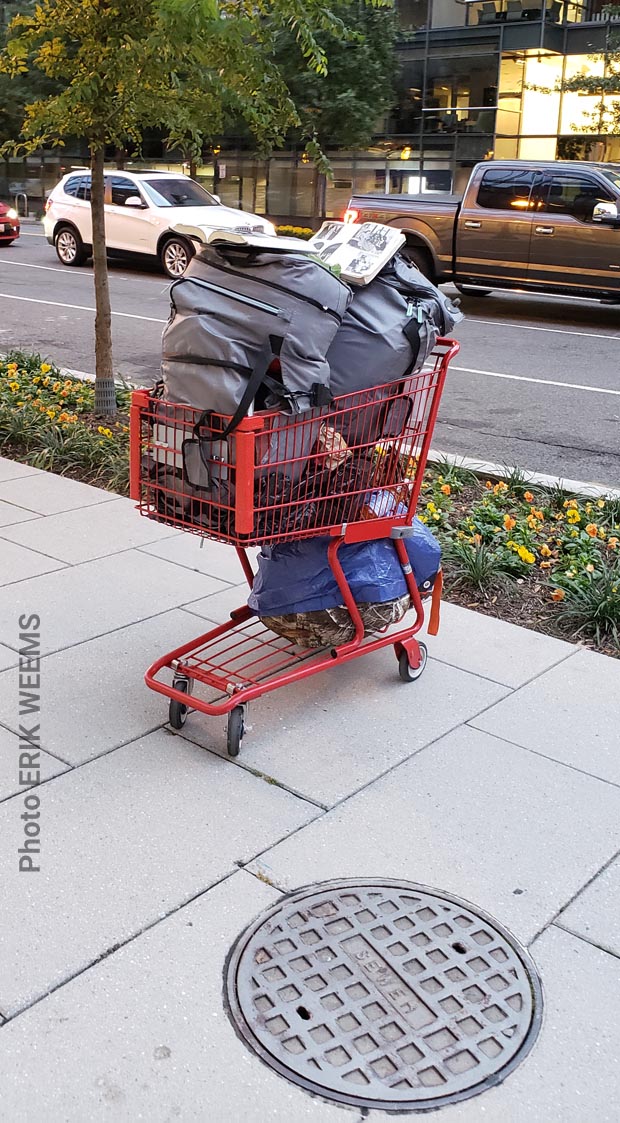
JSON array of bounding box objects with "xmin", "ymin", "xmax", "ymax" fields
[{"xmin": 90, "ymin": 144, "xmax": 116, "ymax": 416}]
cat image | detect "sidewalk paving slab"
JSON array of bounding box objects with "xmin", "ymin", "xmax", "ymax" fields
[
  {"xmin": 0, "ymin": 496, "xmax": 178, "ymax": 564},
  {"xmin": 0, "ymin": 456, "xmax": 43, "ymax": 483},
  {"xmin": 0, "ymin": 644, "xmax": 18, "ymax": 672},
  {"xmin": 183, "ymin": 580, "xmax": 254, "ymax": 623},
  {"xmin": 422, "ymin": 602, "xmax": 574, "ymax": 688},
  {"xmin": 0, "ymin": 550, "xmax": 228, "ymax": 656},
  {"xmin": 0, "ymin": 610, "xmax": 204, "ymax": 764},
  {"xmin": 557, "ymin": 854, "xmax": 620, "ymax": 958},
  {"xmin": 0, "ymin": 499, "xmax": 40, "ymax": 527},
  {"xmin": 0, "ymin": 472, "xmax": 119, "ymax": 515},
  {"xmin": 0, "ymin": 873, "xmax": 358, "ymax": 1123},
  {"xmin": 140, "ymin": 534, "xmax": 258, "ymax": 583},
  {"xmin": 179, "ymin": 654, "xmax": 509, "ymax": 807},
  {"xmin": 471, "ymin": 647, "xmax": 620, "ymax": 786},
  {"xmin": 245, "ymin": 725, "xmax": 620, "ymax": 945},
  {"xmin": 1, "ymin": 538, "xmax": 66, "ymax": 585},
  {"xmin": 368, "ymin": 925, "xmax": 620, "ymax": 1123},
  {"xmin": 0, "ymin": 725, "xmax": 68, "ymax": 802},
  {"xmin": 0, "ymin": 730, "xmax": 318, "ymax": 1016}
]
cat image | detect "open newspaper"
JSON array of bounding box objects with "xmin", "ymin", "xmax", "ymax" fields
[{"xmin": 172, "ymin": 220, "xmax": 405, "ymax": 285}]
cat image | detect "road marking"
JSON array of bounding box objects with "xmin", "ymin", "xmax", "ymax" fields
[
  {"xmin": 0, "ymin": 259, "xmax": 92, "ymax": 276},
  {"xmin": 19, "ymin": 231, "xmax": 46, "ymax": 237},
  {"xmin": 451, "ymin": 364, "xmax": 620, "ymax": 396},
  {"xmin": 0, "ymin": 292, "xmax": 166, "ymax": 323},
  {"xmin": 468, "ymin": 317, "xmax": 620, "ymax": 342}
]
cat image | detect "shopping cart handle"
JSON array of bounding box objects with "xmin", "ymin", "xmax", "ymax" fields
[{"xmin": 390, "ymin": 526, "xmax": 415, "ymax": 539}]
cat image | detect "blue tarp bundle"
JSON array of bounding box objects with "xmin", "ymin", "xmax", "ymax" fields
[{"xmin": 248, "ymin": 517, "xmax": 441, "ymax": 616}]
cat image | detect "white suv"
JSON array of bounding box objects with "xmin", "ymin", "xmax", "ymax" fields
[{"xmin": 44, "ymin": 169, "xmax": 276, "ymax": 278}]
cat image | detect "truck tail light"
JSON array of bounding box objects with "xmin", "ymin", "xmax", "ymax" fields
[{"xmin": 343, "ymin": 208, "xmax": 358, "ymax": 224}]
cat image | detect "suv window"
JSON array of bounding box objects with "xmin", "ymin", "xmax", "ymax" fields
[
  {"xmin": 76, "ymin": 176, "xmax": 91, "ymax": 202},
  {"xmin": 141, "ymin": 178, "xmax": 217, "ymax": 207},
  {"xmin": 110, "ymin": 176, "xmax": 142, "ymax": 206},
  {"xmin": 540, "ymin": 174, "xmax": 613, "ymax": 221},
  {"xmin": 476, "ymin": 168, "xmax": 538, "ymax": 211},
  {"xmin": 64, "ymin": 176, "xmax": 83, "ymax": 198}
]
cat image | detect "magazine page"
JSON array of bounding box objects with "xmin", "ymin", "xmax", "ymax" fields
[{"xmin": 308, "ymin": 221, "xmax": 406, "ymax": 285}]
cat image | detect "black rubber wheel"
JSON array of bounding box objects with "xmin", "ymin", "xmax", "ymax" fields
[
  {"xmin": 454, "ymin": 284, "xmax": 492, "ymax": 297},
  {"xmin": 402, "ymin": 245, "xmax": 433, "ymax": 280},
  {"xmin": 227, "ymin": 705, "xmax": 245, "ymax": 758},
  {"xmin": 55, "ymin": 225, "xmax": 87, "ymax": 266},
  {"xmin": 398, "ymin": 642, "xmax": 428, "ymax": 683},
  {"xmin": 160, "ymin": 235, "xmax": 194, "ymax": 279},
  {"xmin": 169, "ymin": 677, "xmax": 189, "ymax": 729}
]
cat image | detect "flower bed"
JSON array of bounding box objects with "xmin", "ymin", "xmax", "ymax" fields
[
  {"xmin": 1, "ymin": 352, "xmax": 618, "ymax": 655},
  {"xmin": 0, "ymin": 351, "xmax": 130, "ymax": 492}
]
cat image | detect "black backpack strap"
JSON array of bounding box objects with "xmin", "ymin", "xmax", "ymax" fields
[{"xmin": 192, "ymin": 335, "xmax": 284, "ymax": 441}]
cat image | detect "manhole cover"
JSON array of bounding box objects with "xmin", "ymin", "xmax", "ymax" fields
[{"xmin": 225, "ymin": 879, "xmax": 542, "ymax": 1111}]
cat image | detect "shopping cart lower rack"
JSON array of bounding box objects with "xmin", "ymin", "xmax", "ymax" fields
[{"xmin": 130, "ymin": 339, "xmax": 460, "ymax": 756}]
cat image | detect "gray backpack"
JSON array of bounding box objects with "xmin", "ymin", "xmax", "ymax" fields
[
  {"xmin": 161, "ymin": 241, "xmax": 351, "ymax": 419},
  {"xmin": 326, "ymin": 252, "xmax": 463, "ymax": 443}
]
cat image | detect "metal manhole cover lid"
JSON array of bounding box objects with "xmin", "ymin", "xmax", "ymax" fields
[{"xmin": 225, "ymin": 879, "xmax": 543, "ymax": 1112}]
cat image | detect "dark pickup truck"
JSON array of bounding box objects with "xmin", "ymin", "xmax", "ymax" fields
[{"xmin": 344, "ymin": 159, "xmax": 620, "ymax": 301}]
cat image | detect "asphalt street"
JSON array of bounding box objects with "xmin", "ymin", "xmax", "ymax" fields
[{"xmin": 2, "ymin": 223, "xmax": 620, "ymax": 485}]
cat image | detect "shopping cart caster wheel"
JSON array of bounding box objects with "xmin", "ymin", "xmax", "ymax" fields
[
  {"xmin": 398, "ymin": 643, "xmax": 428, "ymax": 683},
  {"xmin": 169, "ymin": 677, "xmax": 190, "ymax": 729},
  {"xmin": 227, "ymin": 706, "xmax": 245, "ymax": 758}
]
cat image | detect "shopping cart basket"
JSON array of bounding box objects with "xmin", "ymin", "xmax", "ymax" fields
[{"xmin": 130, "ymin": 338, "xmax": 459, "ymax": 756}]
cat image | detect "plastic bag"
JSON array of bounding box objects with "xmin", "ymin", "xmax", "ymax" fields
[{"xmin": 248, "ymin": 518, "xmax": 441, "ymax": 617}]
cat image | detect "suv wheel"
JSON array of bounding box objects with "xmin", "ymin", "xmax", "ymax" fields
[
  {"xmin": 160, "ymin": 236, "xmax": 194, "ymax": 279},
  {"xmin": 55, "ymin": 225, "xmax": 87, "ymax": 267}
]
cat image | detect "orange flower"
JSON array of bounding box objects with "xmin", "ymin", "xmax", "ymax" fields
[
  {"xmin": 551, "ymin": 588, "xmax": 565, "ymax": 601},
  {"xmin": 524, "ymin": 491, "xmax": 534, "ymax": 503},
  {"xmin": 485, "ymin": 480, "xmax": 493, "ymax": 490},
  {"xmin": 540, "ymin": 561, "xmax": 552, "ymax": 569},
  {"xmin": 503, "ymin": 514, "xmax": 516, "ymax": 531},
  {"xmin": 608, "ymin": 537, "xmax": 619, "ymax": 549},
  {"xmin": 540, "ymin": 544, "xmax": 552, "ymax": 557},
  {"xmin": 440, "ymin": 483, "xmax": 451, "ymax": 496},
  {"xmin": 533, "ymin": 509, "xmax": 544, "ymax": 521},
  {"xmin": 585, "ymin": 523, "xmax": 598, "ymax": 538}
]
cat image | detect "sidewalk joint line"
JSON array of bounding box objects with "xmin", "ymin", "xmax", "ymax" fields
[
  {"xmin": 0, "ymin": 869, "xmax": 240, "ymax": 1024},
  {"xmin": 464, "ymin": 724, "xmax": 620, "ymax": 792},
  {"xmin": 530, "ymin": 843, "xmax": 620, "ymax": 944},
  {"xmin": 552, "ymin": 922, "xmax": 620, "ymax": 963},
  {"xmin": 0, "ymin": 719, "xmax": 73, "ymax": 768},
  {"xmin": 169, "ymin": 726, "xmax": 329, "ymax": 811}
]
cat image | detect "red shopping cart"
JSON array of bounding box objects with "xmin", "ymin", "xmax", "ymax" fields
[{"xmin": 130, "ymin": 338, "xmax": 459, "ymax": 756}]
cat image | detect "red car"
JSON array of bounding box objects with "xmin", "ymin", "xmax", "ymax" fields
[{"xmin": 0, "ymin": 202, "xmax": 20, "ymax": 245}]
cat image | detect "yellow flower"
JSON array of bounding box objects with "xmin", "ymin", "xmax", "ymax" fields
[
  {"xmin": 8, "ymin": 381, "xmax": 19, "ymax": 392},
  {"xmin": 6, "ymin": 362, "xmax": 18, "ymax": 372},
  {"xmin": 564, "ymin": 499, "xmax": 578, "ymax": 509},
  {"xmin": 551, "ymin": 588, "xmax": 565, "ymax": 601},
  {"xmin": 517, "ymin": 546, "xmax": 535, "ymax": 564},
  {"xmin": 540, "ymin": 544, "xmax": 552, "ymax": 557},
  {"xmin": 52, "ymin": 381, "xmax": 61, "ymax": 392},
  {"xmin": 597, "ymin": 498, "xmax": 605, "ymax": 508},
  {"xmin": 585, "ymin": 523, "xmax": 598, "ymax": 538},
  {"xmin": 539, "ymin": 561, "xmax": 551, "ymax": 569},
  {"xmin": 440, "ymin": 483, "xmax": 451, "ymax": 496},
  {"xmin": 40, "ymin": 363, "xmax": 51, "ymax": 374},
  {"xmin": 566, "ymin": 509, "xmax": 581, "ymax": 524}
]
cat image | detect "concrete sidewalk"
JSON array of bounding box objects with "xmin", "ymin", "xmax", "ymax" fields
[{"xmin": 0, "ymin": 455, "xmax": 618, "ymax": 1122}]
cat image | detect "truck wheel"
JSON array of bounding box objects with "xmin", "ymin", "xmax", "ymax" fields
[
  {"xmin": 402, "ymin": 245, "xmax": 434, "ymax": 281},
  {"xmin": 455, "ymin": 284, "xmax": 492, "ymax": 297}
]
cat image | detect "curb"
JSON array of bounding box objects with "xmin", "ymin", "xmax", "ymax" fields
[{"xmin": 427, "ymin": 448, "xmax": 620, "ymax": 500}]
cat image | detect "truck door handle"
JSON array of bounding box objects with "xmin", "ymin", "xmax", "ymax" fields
[
  {"xmin": 535, "ymin": 225, "xmax": 555, "ymax": 235},
  {"xmin": 464, "ymin": 220, "xmax": 481, "ymax": 229}
]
